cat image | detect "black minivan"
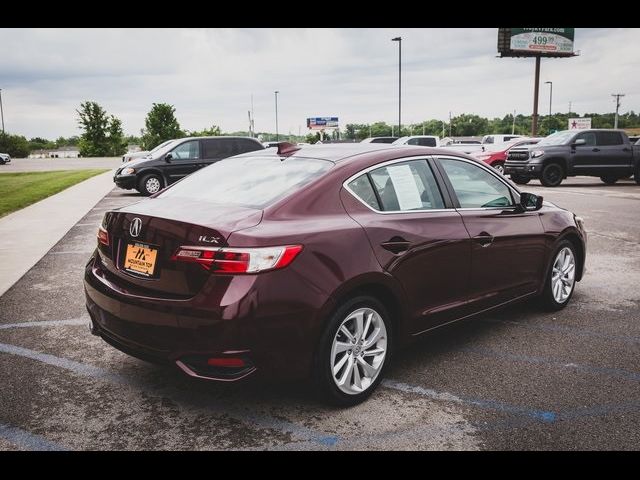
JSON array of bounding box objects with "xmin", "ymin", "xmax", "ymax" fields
[{"xmin": 114, "ymin": 136, "xmax": 264, "ymax": 195}]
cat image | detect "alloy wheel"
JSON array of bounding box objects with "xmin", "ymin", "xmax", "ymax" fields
[
  {"xmin": 330, "ymin": 307, "xmax": 387, "ymax": 395},
  {"xmin": 551, "ymin": 247, "xmax": 576, "ymax": 304}
]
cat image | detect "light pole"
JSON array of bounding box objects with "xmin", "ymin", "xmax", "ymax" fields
[
  {"xmin": 0, "ymin": 88, "xmax": 5, "ymax": 135},
  {"xmin": 612, "ymin": 93, "xmax": 625, "ymax": 129},
  {"xmin": 391, "ymin": 37, "xmax": 401, "ymax": 137},
  {"xmin": 274, "ymin": 90, "xmax": 279, "ymax": 141},
  {"xmin": 545, "ymin": 81, "xmax": 553, "ymax": 116}
]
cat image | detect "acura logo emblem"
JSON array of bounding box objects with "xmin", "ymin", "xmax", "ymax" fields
[{"xmin": 130, "ymin": 217, "xmax": 142, "ymax": 237}]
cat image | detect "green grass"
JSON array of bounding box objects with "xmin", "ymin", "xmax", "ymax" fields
[{"xmin": 0, "ymin": 169, "xmax": 108, "ymax": 218}]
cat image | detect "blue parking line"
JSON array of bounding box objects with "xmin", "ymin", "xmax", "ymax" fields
[
  {"xmin": 463, "ymin": 346, "xmax": 640, "ymax": 383},
  {"xmin": 382, "ymin": 379, "xmax": 557, "ymax": 422},
  {"xmin": 0, "ymin": 319, "xmax": 87, "ymax": 330},
  {"xmin": 0, "ymin": 423, "xmax": 68, "ymax": 451},
  {"xmin": 0, "ymin": 341, "xmax": 340, "ymax": 448}
]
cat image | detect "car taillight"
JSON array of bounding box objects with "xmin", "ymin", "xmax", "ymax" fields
[
  {"xmin": 97, "ymin": 225, "xmax": 109, "ymax": 246},
  {"xmin": 171, "ymin": 245, "xmax": 303, "ymax": 274}
]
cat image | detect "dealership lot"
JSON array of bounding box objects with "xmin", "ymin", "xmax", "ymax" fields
[{"xmin": 0, "ymin": 178, "xmax": 639, "ymax": 450}]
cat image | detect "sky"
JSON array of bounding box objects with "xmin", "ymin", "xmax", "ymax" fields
[{"xmin": 1, "ymin": 28, "xmax": 639, "ymax": 139}]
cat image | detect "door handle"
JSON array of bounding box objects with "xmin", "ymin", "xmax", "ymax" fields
[
  {"xmin": 592, "ymin": 148, "xmax": 600, "ymax": 152},
  {"xmin": 380, "ymin": 238, "xmax": 412, "ymax": 254},
  {"xmin": 473, "ymin": 233, "xmax": 494, "ymax": 247}
]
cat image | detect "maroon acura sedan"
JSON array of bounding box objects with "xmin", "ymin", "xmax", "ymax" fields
[{"xmin": 85, "ymin": 143, "xmax": 586, "ymax": 405}]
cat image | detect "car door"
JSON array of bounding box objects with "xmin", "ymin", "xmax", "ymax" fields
[
  {"xmin": 594, "ymin": 131, "xmax": 634, "ymax": 175},
  {"xmin": 341, "ymin": 157, "xmax": 472, "ymax": 334},
  {"xmin": 164, "ymin": 139, "xmax": 201, "ymax": 183},
  {"xmin": 570, "ymin": 131, "xmax": 599, "ymax": 174},
  {"xmin": 434, "ymin": 155, "xmax": 547, "ymax": 311}
]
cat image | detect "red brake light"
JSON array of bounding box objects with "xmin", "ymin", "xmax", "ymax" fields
[
  {"xmin": 97, "ymin": 225, "xmax": 109, "ymax": 246},
  {"xmin": 171, "ymin": 245, "xmax": 303, "ymax": 274}
]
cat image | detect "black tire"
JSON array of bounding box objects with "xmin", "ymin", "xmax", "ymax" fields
[
  {"xmin": 138, "ymin": 173, "xmax": 164, "ymax": 196},
  {"xmin": 313, "ymin": 295, "xmax": 393, "ymax": 407},
  {"xmin": 510, "ymin": 174, "xmax": 530, "ymax": 185},
  {"xmin": 493, "ymin": 161, "xmax": 505, "ymax": 175},
  {"xmin": 540, "ymin": 163, "xmax": 564, "ymax": 187},
  {"xmin": 600, "ymin": 175, "xmax": 619, "ymax": 185},
  {"xmin": 539, "ymin": 240, "xmax": 578, "ymax": 312}
]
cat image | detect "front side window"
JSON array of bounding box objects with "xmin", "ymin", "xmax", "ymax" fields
[
  {"xmin": 171, "ymin": 140, "xmax": 200, "ymax": 160},
  {"xmin": 439, "ymin": 158, "xmax": 514, "ymax": 208},
  {"xmin": 356, "ymin": 159, "xmax": 444, "ymax": 212},
  {"xmin": 575, "ymin": 132, "xmax": 596, "ymax": 146}
]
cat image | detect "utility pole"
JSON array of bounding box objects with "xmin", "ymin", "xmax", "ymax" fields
[
  {"xmin": 568, "ymin": 101, "xmax": 572, "ymax": 114},
  {"xmin": 274, "ymin": 90, "xmax": 279, "ymax": 141},
  {"xmin": 391, "ymin": 37, "xmax": 402, "ymax": 139},
  {"xmin": 448, "ymin": 111, "xmax": 452, "ymax": 137},
  {"xmin": 512, "ymin": 110, "xmax": 516, "ymax": 135},
  {"xmin": 532, "ymin": 56, "xmax": 541, "ymax": 136},
  {"xmin": 250, "ymin": 94, "xmax": 255, "ymax": 137},
  {"xmin": 248, "ymin": 110, "xmax": 252, "ymax": 136},
  {"xmin": 612, "ymin": 93, "xmax": 625, "ymax": 129},
  {"xmin": 0, "ymin": 88, "xmax": 5, "ymax": 135},
  {"xmin": 545, "ymin": 81, "xmax": 553, "ymax": 116}
]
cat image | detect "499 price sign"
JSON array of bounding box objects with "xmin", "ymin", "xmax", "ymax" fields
[{"xmin": 510, "ymin": 28, "xmax": 575, "ymax": 54}]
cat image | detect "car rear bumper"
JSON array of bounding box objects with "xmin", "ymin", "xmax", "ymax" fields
[{"xmin": 83, "ymin": 252, "xmax": 334, "ymax": 382}]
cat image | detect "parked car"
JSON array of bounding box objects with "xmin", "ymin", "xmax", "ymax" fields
[
  {"xmin": 122, "ymin": 140, "xmax": 175, "ymax": 163},
  {"xmin": 482, "ymin": 134, "xmax": 524, "ymax": 145},
  {"xmin": 505, "ymin": 129, "xmax": 640, "ymax": 187},
  {"xmin": 0, "ymin": 153, "xmax": 11, "ymax": 165},
  {"xmin": 392, "ymin": 136, "xmax": 440, "ymax": 147},
  {"xmin": 439, "ymin": 140, "xmax": 484, "ymax": 155},
  {"xmin": 472, "ymin": 138, "xmax": 542, "ymax": 175},
  {"xmin": 263, "ymin": 141, "xmax": 282, "ymax": 148},
  {"xmin": 113, "ymin": 136, "xmax": 264, "ymax": 195},
  {"xmin": 86, "ymin": 142, "xmax": 586, "ymax": 405},
  {"xmin": 360, "ymin": 137, "xmax": 398, "ymax": 144}
]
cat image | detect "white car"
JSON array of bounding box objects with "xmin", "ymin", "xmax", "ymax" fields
[
  {"xmin": 392, "ymin": 136, "xmax": 440, "ymax": 147},
  {"xmin": 481, "ymin": 134, "xmax": 523, "ymax": 145},
  {"xmin": 0, "ymin": 153, "xmax": 11, "ymax": 164},
  {"xmin": 122, "ymin": 140, "xmax": 175, "ymax": 163},
  {"xmin": 439, "ymin": 141, "xmax": 484, "ymax": 155}
]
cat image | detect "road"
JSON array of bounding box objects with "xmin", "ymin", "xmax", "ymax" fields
[
  {"xmin": 0, "ymin": 157, "xmax": 121, "ymax": 172},
  {"xmin": 0, "ymin": 177, "xmax": 639, "ymax": 450}
]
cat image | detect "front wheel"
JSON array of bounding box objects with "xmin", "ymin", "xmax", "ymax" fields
[
  {"xmin": 510, "ymin": 174, "xmax": 530, "ymax": 185},
  {"xmin": 493, "ymin": 161, "xmax": 505, "ymax": 175},
  {"xmin": 313, "ymin": 296, "xmax": 392, "ymax": 406},
  {"xmin": 539, "ymin": 240, "xmax": 577, "ymax": 311},
  {"xmin": 138, "ymin": 173, "xmax": 164, "ymax": 196},
  {"xmin": 600, "ymin": 175, "xmax": 619, "ymax": 185},
  {"xmin": 540, "ymin": 163, "xmax": 564, "ymax": 187}
]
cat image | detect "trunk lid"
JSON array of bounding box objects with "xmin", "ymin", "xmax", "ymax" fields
[{"xmin": 98, "ymin": 197, "xmax": 262, "ymax": 297}]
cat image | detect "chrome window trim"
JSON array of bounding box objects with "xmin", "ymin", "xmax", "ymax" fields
[
  {"xmin": 434, "ymin": 154, "xmax": 521, "ymax": 205},
  {"xmin": 342, "ymin": 156, "xmax": 453, "ymax": 215}
]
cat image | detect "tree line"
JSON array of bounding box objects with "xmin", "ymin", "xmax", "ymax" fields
[{"xmin": 2, "ymin": 106, "xmax": 640, "ymax": 158}]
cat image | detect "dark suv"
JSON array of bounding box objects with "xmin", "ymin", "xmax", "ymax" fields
[{"xmin": 114, "ymin": 136, "xmax": 264, "ymax": 195}]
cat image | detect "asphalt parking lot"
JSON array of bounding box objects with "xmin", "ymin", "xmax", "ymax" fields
[{"xmin": 1, "ymin": 177, "xmax": 639, "ymax": 450}]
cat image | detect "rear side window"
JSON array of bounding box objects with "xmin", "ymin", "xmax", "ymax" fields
[
  {"xmin": 157, "ymin": 156, "xmax": 332, "ymax": 208},
  {"xmin": 202, "ymin": 139, "xmax": 223, "ymax": 159},
  {"xmin": 596, "ymin": 131, "xmax": 623, "ymax": 146},
  {"xmin": 347, "ymin": 175, "xmax": 380, "ymax": 210},
  {"xmin": 236, "ymin": 139, "xmax": 263, "ymax": 153},
  {"xmin": 357, "ymin": 160, "xmax": 444, "ymax": 212}
]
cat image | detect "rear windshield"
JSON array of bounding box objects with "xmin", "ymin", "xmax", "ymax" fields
[{"xmin": 157, "ymin": 156, "xmax": 332, "ymax": 208}]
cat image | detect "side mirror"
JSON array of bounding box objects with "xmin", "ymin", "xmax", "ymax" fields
[
  {"xmin": 164, "ymin": 153, "xmax": 173, "ymax": 163},
  {"xmin": 573, "ymin": 138, "xmax": 586, "ymax": 146},
  {"xmin": 519, "ymin": 192, "xmax": 543, "ymax": 211}
]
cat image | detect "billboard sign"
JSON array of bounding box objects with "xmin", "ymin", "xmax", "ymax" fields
[
  {"xmin": 510, "ymin": 28, "xmax": 575, "ymax": 55},
  {"xmin": 568, "ymin": 118, "xmax": 591, "ymax": 130},
  {"xmin": 307, "ymin": 117, "xmax": 339, "ymax": 130}
]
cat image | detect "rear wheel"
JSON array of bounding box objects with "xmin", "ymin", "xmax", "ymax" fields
[
  {"xmin": 510, "ymin": 174, "xmax": 530, "ymax": 185},
  {"xmin": 540, "ymin": 163, "xmax": 564, "ymax": 187},
  {"xmin": 493, "ymin": 161, "xmax": 505, "ymax": 175},
  {"xmin": 600, "ymin": 175, "xmax": 619, "ymax": 185},
  {"xmin": 539, "ymin": 240, "xmax": 577, "ymax": 311},
  {"xmin": 313, "ymin": 296, "xmax": 392, "ymax": 406},
  {"xmin": 139, "ymin": 173, "xmax": 164, "ymax": 196}
]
